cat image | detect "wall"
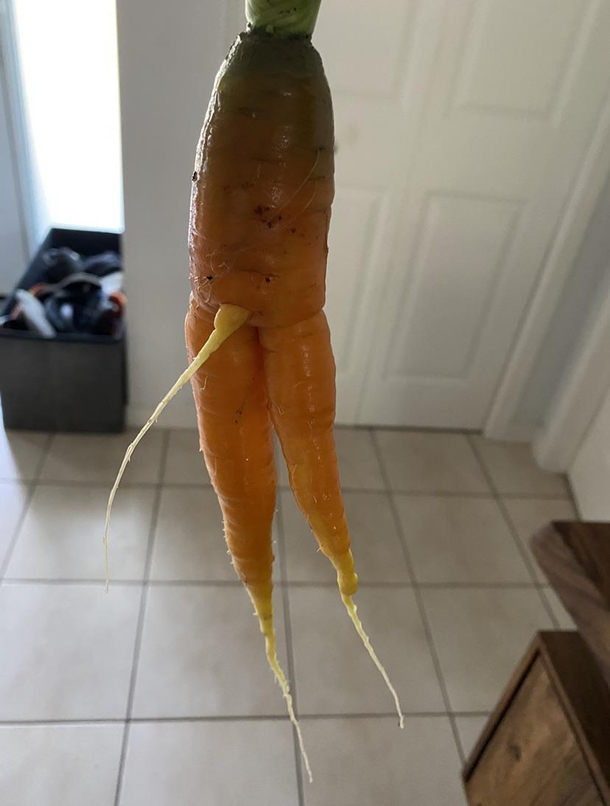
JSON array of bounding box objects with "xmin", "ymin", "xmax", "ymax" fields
[
  {"xmin": 514, "ymin": 170, "xmax": 610, "ymax": 430},
  {"xmin": 0, "ymin": 58, "xmax": 27, "ymax": 293},
  {"xmin": 117, "ymin": 0, "xmax": 235, "ymax": 427}
]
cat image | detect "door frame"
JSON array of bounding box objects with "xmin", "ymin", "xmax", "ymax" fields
[
  {"xmin": 533, "ymin": 268, "xmax": 610, "ymax": 473},
  {"xmin": 0, "ymin": 0, "xmax": 38, "ymax": 254},
  {"xmin": 484, "ymin": 88, "xmax": 610, "ymax": 442}
]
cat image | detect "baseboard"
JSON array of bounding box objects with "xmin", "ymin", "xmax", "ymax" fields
[{"xmin": 483, "ymin": 421, "xmax": 536, "ymax": 443}]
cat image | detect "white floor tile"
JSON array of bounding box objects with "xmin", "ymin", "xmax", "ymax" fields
[
  {"xmin": 150, "ymin": 487, "xmax": 227, "ymax": 581},
  {"xmin": 150, "ymin": 487, "xmax": 282, "ymax": 582},
  {"xmin": 7, "ymin": 485, "xmax": 154, "ymax": 580},
  {"xmin": 0, "ymin": 584, "xmax": 140, "ymax": 720},
  {"xmin": 0, "ymin": 425, "xmax": 579, "ymax": 801},
  {"xmin": 277, "ymin": 428, "xmax": 385, "ymax": 490},
  {"xmin": 471, "ymin": 437, "xmax": 568, "ymax": 496},
  {"xmin": 40, "ymin": 430, "xmax": 165, "ymax": 484},
  {"xmin": 120, "ymin": 720, "xmax": 298, "ymax": 806},
  {"xmin": 132, "ymin": 585, "xmax": 289, "ymax": 718},
  {"xmin": 0, "ymin": 723, "xmax": 123, "ymax": 806},
  {"xmin": 375, "ymin": 431, "xmax": 490, "ymax": 493},
  {"xmin": 455, "ymin": 715, "xmax": 489, "ymax": 760},
  {"xmin": 0, "ymin": 430, "xmax": 48, "ymax": 481},
  {"xmin": 301, "ymin": 717, "xmax": 466, "ymax": 806},
  {"xmin": 502, "ymin": 497, "xmax": 577, "ymax": 582},
  {"xmin": 163, "ymin": 429, "xmax": 210, "ymax": 485},
  {"xmin": 281, "ymin": 490, "xmax": 410, "ymax": 584},
  {"xmin": 395, "ymin": 495, "xmax": 531, "ymax": 583},
  {"xmin": 289, "ymin": 587, "xmax": 444, "ymax": 715},
  {"xmin": 422, "ymin": 587, "xmax": 552, "ymax": 712},
  {"xmin": 0, "ymin": 483, "xmax": 28, "ymax": 568}
]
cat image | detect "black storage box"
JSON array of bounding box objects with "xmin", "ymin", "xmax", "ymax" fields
[{"xmin": 0, "ymin": 227, "xmax": 126, "ymax": 433}]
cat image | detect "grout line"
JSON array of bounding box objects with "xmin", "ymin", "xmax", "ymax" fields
[
  {"xmin": 0, "ymin": 710, "xmax": 491, "ymax": 728},
  {"xmin": 466, "ymin": 434, "xmax": 560, "ymax": 630},
  {"xmin": 30, "ymin": 479, "xmax": 162, "ymax": 490},
  {"xmin": 453, "ymin": 728, "xmax": 467, "ymax": 765},
  {"xmin": 370, "ymin": 429, "xmax": 465, "ymax": 769},
  {"xmin": 493, "ymin": 492, "xmax": 573, "ymax": 501},
  {"xmin": 296, "ymin": 711, "xmax": 448, "ymax": 721},
  {"xmin": 0, "ymin": 485, "xmax": 35, "ymax": 580},
  {"xmin": 364, "ymin": 425, "xmax": 477, "ymax": 435},
  {"xmin": 113, "ymin": 429, "xmax": 170, "ymax": 806},
  {"xmin": 0, "ymin": 718, "xmax": 127, "ymax": 727},
  {"xmin": 275, "ymin": 492, "xmax": 305, "ymax": 806},
  {"xmin": 1, "ymin": 579, "xmax": 145, "ymax": 587},
  {"xmin": 35, "ymin": 433, "xmax": 55, "ymax": 478},
  {"xmin": 113, "ymin": 722, "xmax": 131, "ymax": 802},
  {"xmin": 404, "ymin": 581, "xmax": 541, "ymax": 589},
  {"xmin": 282, "ymin": 580, "xmax": 542, "ymax": 589},
  {"xmin": 285, "ymin": 485, "xmax": 573, "ymax": 501},
  {"xmin": 0, "ymin": 434, "xmax": 53, "ymax": 580},
  {"xmin": 449, "ymin": 710, "xmax": 491, "ymax": 718},
  {"xmin": 0, "ymin": 577, "xmax": 545, "ymax": 590},
  {"xmin": 17, "ymin": 477, "xmax": 574, "ymax": 499}
]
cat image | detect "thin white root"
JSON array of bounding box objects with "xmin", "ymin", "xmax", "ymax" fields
[
  {"xmin": 103, "ymin": 304, "xmax": 250, "ymax": 591},
  {"xmin": 264, "ymin": 628, "xmax": 313, "ymax": 783},
  {"xmin": 342, "ymin": 594, "xmax": 405, "ymax": 729}
]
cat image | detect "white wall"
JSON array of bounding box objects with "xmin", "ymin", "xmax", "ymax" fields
[
  {"xmin": 514, "ymin": 170, "xmax": 610, "ymax": 429},
  {"xmin": 117, "ymin": 0, "xmax": 237, "ymax": 427},
  {"xmin": 0, "ymin": 56, "xmax": 27, "ymax": 293},
  {"xmin": 569, "ymin": 377, "xmax": 610, "ymax": 520}
]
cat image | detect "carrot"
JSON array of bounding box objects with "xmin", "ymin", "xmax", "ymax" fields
[{"xmin": 105, "ymin": 0, "xmax": 403, "ymax": 777}]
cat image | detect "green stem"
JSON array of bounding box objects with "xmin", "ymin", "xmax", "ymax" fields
[{"xmin": 246, "ymin": 0, "xmax": 322, "ymax": 36}]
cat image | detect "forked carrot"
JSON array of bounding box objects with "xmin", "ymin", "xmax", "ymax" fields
[{"xmin": 105, "ymin": 0, "xmax": 404, "ymax": 778}]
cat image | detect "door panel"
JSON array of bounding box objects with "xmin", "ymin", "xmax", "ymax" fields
[
  {"xmin": 226, "ymin": 0, "xmax": 610, "ymax": 427},
  {"xmin": 385, "ymin": 194, "xmax": 520, "ymax": 380},
  {"xmin": 351, "ymin": 0, "xmax": 610, "ymax": 426},
  {"xmin": 453, "ymin": 0, "xmax": 593, "ymax": 120}
]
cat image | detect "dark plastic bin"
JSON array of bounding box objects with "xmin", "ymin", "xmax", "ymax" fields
[{"xmin": 0, "ymin": 227, "xmax": 126, "ymax": 433}]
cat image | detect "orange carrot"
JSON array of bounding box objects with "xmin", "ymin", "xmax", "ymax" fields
[{"xmin": 105, "ymin": 0, "xmax": 403, "ymax": 777}]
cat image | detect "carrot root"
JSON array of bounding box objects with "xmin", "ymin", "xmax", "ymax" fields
[
  {"xmin": 249, "ymin": 590, "xmax": 313, "ymax": 782},
  {"xmin": 263, "ymin": 622, "xmax": 313, "ymax": 783},
  {"xmin": 341, "ymin": 594, "xmax": 405, "ymax": 729},
  {"xmin": 103, "ymin": 303, "xmax": 250, "ymax": 590},
  {"xmin": 328, "ymin": 549, "xmax": 359, "ymax": 596}
]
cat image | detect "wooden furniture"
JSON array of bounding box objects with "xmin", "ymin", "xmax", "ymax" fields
[
  {"xmin": 532, "ymin": 521, "xmax": 610, "ymax": 688},
  {"xmin": 462, "ymin": 523, "xmax": 610, "ymax": 805}
]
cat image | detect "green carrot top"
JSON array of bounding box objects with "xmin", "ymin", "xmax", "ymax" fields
[{"xmin": 246, "ymin": 0, "xmax": 322, "ymax": 37}]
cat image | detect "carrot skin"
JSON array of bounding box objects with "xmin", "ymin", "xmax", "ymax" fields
[
  {"xmin": 188, "ymin": 32, "xmax": 357, "ymax": 596},
  {"xmin": 185, "ymin": 300, "xmax": 276, "ymax": 614},
  {"xmin": 259, "ymin": 312, "xmax": 358, "ymax": 595},
  {"xmin": 189, "ymin": 31, "xmax": 334, "ymax": 329}
]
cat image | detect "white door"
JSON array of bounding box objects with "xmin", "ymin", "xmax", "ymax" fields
[
  {"xmin": 225, "ymin": 1, "xmax": 610, "ymax": 427},
  {"xmin": 570, "ymin": 384, "xmax": 610, "ymax": 521},
  {"xmin": 0, "ymin": 52, "xmax": 27, "ymax": 295},
  {"xmin": 314, "ymin": 0, "xmax": 610, "ymax": 426}
]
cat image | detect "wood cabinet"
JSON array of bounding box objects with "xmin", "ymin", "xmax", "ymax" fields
[{"xmin": 463, "ymin": 632, "xmax": 610, "ymax": 805}]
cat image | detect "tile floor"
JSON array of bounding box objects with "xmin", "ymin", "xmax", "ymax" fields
[{"xmin": 0, "ymin": 426, "xmax": 577, "ymax": 805}]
